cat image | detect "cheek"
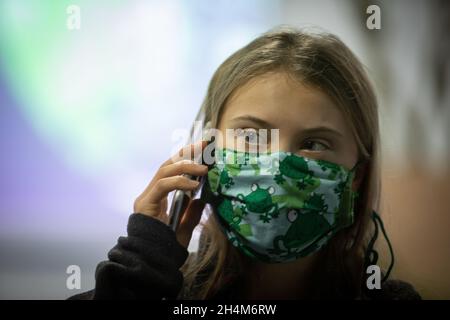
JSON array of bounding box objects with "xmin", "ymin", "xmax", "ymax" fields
[
  {"xmin": 333, "ymin": 138, "xmax": 360, "ymax": 170},
  {"xmin": 341, "ymin": 153, "xmax": 358, "ymax": 171}
]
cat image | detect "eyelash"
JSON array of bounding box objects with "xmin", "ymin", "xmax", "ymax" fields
[
  {"xmin": 300, "ymin": 139, "xmax": 330, "ymax": 152},
  {"xmin": 235, "ymin": 128, "xmax": 331, "ymax": 152},
  {"xmin": 236, "ymin": 128, "xmax": 262, "ymax": 143}
]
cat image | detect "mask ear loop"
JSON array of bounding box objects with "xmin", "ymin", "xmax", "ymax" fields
[
  {"xmin": 364, "ymin": 212, "xmax": 379, "ymax": 269},
  {"xmin": 372, "ymin": 211, "xmax": 395, "ymax": 282},
  {"xmin": 364, "ymin": 211, "xmax": 395, "ymax": 283},
  {"xmin": 351, "ymin": 159, "xmax": 395, "ymax": 282}
]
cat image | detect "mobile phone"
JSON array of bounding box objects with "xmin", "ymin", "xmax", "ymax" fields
[
  {"xmin": 168, "ymin": 139, "xmax": 213, "ymax": 232},
  {"xmin": 167, "ymin": 176, "xmax": 204, "ymax": 232}
]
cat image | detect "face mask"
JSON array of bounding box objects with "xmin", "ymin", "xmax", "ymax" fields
[{"xmin": 201, "ymin": 148, "xmax": 359, "ymax": 263}]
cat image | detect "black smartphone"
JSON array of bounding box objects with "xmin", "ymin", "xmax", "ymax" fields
[{"xmin": 168, "ymin": 138, "xmax": 214, "ymax": 232}]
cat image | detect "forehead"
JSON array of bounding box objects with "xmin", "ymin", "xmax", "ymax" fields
[{"xmin": 221, "ymin": 72, "xmax": 348, "ymax": 132}]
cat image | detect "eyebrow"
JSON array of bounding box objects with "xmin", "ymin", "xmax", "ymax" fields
[
  {"xmin": 301, "ymin": 126, "xmax": 344, "ymax": 138},
  {"xmin": 229, "ymin": 115, "xmax": 274, "ymax": 129},
  {"xmin": 229, "ymin": 115, "xmax": 344, "ymax": 138}
]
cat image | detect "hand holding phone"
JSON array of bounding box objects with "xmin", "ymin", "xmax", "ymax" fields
[
  {"xmin": 133, "ymin": 141, "xmax": 209, "ymax": 248},
  {"xmin": 168, "ymin": 140, "xmax": 212, "ymax": 232}
]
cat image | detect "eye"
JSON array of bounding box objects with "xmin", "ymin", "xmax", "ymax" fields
[
  {"xmin": 235, "ymin": 128, "xmax": 261, "ymax": 153},
  {"xmin": 236, "ymin": 128, "xmax": 259, "ymax": 144},
  {"xmin": 301, "ymin": 139, "xmax": 329, "ymax": 152}
]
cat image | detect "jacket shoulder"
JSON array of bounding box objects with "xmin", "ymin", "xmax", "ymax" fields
[
  {"xmin": 367, "ymin": 279, "xmax": 421, "ymax": 300},
  {"xmin": 67, "ymin": 289, "xmax": 95, "ymax": 300}
]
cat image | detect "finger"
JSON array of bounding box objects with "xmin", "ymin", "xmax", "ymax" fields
[
  {"xmin": 156, "ymin": 160, "xmax": 208, "ymax": 180},
  {"xmin": 143, "ymin": 160, "xmax": 207, "ymax": 197},
  {"xmin": 138, "ymin": 141, "xmax": 208, "ymax": 201},
  {"xmin": 176, "ymin": 199, "xmax": 205, "ymax": 248},
  {"xmin": 147, "ymin": 176, "xmax": 200, "ymax": 204},
  {"xmin": 166, "ymin": 140, "xmax": 208, "ymax": 165}
]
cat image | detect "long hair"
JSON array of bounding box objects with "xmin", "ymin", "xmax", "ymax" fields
[{"xmin": 180, "ymin": 26, "xmax": 381, "ymax": 299}]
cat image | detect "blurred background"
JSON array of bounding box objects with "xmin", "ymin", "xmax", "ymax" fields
[{"xmin": 0, "ymin": 0, "xmax": 448, "ymax": 299}]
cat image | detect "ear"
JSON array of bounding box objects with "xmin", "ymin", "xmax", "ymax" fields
[{"xmin": 352, "ymin": 161, "xmax": 367, "ymax": 191}]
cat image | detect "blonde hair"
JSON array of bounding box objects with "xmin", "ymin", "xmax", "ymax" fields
[{"xmin": 180, "ymin": 25, "xmax": 380, "ymax": 299}]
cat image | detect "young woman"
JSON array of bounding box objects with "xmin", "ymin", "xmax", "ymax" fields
[{"xmin": 70, "ymin": 26, "xmax": 420, "ymax": 300}]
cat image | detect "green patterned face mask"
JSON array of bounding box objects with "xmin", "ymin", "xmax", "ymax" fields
[{"xmin": 201, "ymin": 148, "xmax": 359, "ymax": 263}]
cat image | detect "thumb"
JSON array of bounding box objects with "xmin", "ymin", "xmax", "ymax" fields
[{"xmin": 176, "ymin": 199, "xmax": 205, "ymax": 248}]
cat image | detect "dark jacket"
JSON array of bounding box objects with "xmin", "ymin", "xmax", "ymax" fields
[{"xmin": 68, "ymin": 213, "xmax": 421, "ymax": 300}]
